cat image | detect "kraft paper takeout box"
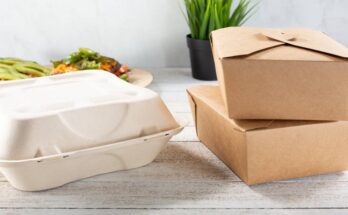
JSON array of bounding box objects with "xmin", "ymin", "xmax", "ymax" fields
[
  {"xmin": 210, "ymin": 27, "xmax": 348, "ymax": 121},
  {"xmin": 187, "ymin": 85, "xmax": 348, "ymax": 185}
]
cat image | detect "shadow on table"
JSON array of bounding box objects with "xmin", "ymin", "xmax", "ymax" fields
[
  {"xmin": 158, "ymin": 143, "xmax": 348, "ymax": 207},
  {"xmin": 247, "ymin": 171, "xmax": 347, "ymax": 206},
  {"xmin": 155, "ymin": 142, "xmax": 239, "ymax": 181}
]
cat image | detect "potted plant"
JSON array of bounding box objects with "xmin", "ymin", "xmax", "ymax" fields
[{"xmin": 183, "ymin": 0, "xmax": 257, "ymax": 80}]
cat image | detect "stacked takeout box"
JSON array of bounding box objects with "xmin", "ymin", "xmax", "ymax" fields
[{"xmin": 187, "ymin": 27, "xmax": 348, "ymax": 185}]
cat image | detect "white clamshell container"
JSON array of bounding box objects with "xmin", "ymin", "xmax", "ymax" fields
[
  {"xmin": 0, "ymin": 127, "xmax": 183, "ymax": 191},
  {"xmin": 0, "ymin": 71, "xmax": 183, "ymax": 191}
]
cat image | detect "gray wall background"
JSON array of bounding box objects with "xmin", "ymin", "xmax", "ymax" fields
[{"xmin": 0, "ymin": 0, "xmax": 347, "ymax": 67}]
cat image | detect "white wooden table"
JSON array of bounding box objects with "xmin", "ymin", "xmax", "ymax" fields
[{"xmin": 1, "ymin": 68, "xmax": 348, "ymax": 215}]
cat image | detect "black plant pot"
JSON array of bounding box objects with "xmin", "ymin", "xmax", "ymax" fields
[{"xmin": 186, "ymin": 35, "xmax": 217, "ymax": 81}]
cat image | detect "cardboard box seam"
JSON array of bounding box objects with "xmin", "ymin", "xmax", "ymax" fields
[
  {"xmin": 244, "ymin": 132, "xmax": 250, "ymax": 184},
  {"xmin": 186, "ymin": 90, "xmax": 199, "ymax": 138}
]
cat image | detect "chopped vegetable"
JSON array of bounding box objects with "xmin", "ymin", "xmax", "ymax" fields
[{"xmin": 51, "ymin": 48, "xmax": 130, "ymax": 81}]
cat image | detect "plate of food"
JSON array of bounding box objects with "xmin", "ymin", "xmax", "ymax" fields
[{"xmin": 0, "ymin": 48, "xmax": 153, "ymax": 87}]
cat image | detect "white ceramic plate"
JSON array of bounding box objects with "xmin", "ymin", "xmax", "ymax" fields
[
  {"xmin": 128, "ymin": 68, "xmax": 153, "ymax": 87},
  {"xmin": 46, "ymin": 67, "xmax": 153, "ymax": 87}
]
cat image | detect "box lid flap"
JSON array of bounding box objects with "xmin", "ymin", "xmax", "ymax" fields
[
  {"xmin": 262, "ymin": 28, "xmax": 348, "ymax": 58},
  {"xmin": 187, "ymin": 86, "xmax": 273, "ymax": 132},
  {"xmin": 211, "ymin": 27, "xmax": 348, "ymax": 59}
]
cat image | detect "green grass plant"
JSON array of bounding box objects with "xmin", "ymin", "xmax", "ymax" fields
[{"xmin": 183, "ymin": 0, "xmax": 257, "ymax": 40}]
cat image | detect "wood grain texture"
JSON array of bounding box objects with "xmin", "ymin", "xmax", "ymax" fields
[
  {"xmin": 0, "ymin": 68, "xmax": 347, "ymax": 215},
  {"xmin": 1, "ymin": 142, "xmax": 348, "ymax": 210},
  {"xmin": 1, "ymin": 209, "xmax": 348, "ymax": 215}
]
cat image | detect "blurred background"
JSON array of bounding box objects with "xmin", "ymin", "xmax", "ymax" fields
[{"xmin": 0, "ymin": 0, "xmax": 347, "ymax": 67}]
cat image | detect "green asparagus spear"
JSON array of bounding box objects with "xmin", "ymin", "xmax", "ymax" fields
[
  {"xmin": 14, "ymin": 64, "xmax": 46, "ymax": 77},
  {"xmin": 0, "ymin": 68, "xmax": 19, "ymax": 80},
  {"xmin": 0, "ymin": 58, "xmax": 24, "ymax": 65},
  {"xmin": 0, "ymin": 64, "xmax": 13, "ymax": 70},
  {"xmin": 119, "ymin": 74, "xmax": 128, "ymax": 81},
  {"xmin": 18, "ymin": 62, "xmax": 50, "ymax": 74}
]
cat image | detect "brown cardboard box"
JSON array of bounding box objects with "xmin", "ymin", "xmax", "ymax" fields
[
  {"xmin": 210, "ymin": 27, "xmax": 348, "ymax": 121},
  {"xmin": 187, "ymin": 85, "xmax": 348, "ymax": 185}
]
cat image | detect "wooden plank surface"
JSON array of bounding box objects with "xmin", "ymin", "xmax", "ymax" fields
[
  {"xmin": 1, "ymin": 142, "xmax": 348, "ymax": 210},
  {"xmin": 0, "ymin": 68, "xmax": 347, "ymax": 215},
  {"xmin": 1, "ymin": 209, "xmax": 348, "ymax": 215}
]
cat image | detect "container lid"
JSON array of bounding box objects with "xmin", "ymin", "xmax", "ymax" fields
[
  {"xmin": 211, "ymin": 27, "xmax": 348, "ymax": 61},
  {"xmin": 0, "ymin": 71, "xmax": 156, "ymax": 119}
]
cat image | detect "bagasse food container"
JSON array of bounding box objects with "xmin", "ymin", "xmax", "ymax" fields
[
  {"xmin": 0, "ymin": 71, "xmax": 183, "ymax": 191},
  {"xmin": 210, "ymin": 27, "xmax": 348, "ymax": 121},
  {"xmin": 188, "ymin": 85, "xmax": 348, "ymax": 185}
]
